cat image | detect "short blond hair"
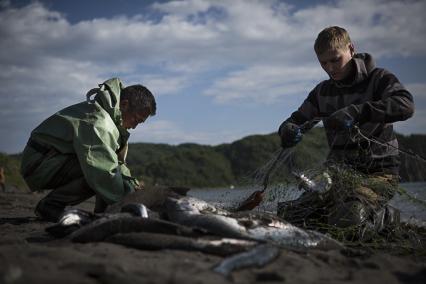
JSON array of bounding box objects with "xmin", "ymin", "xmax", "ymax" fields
[{"xmin": 314, "ymin": 26, "xmax": 352, "ymax": 55}]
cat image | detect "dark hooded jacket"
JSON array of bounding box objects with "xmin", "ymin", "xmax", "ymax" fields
[{"xmin": 280, "ymin": 53, "xmax": 414, "ymax": 175}]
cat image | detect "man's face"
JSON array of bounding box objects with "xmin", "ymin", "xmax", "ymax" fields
[
  {"xmin": 317, "ymin": 44, "xmax": 354, "ymax": 81},
  {"xmin": 120, "ymin": 100, "xmax": 151, "ymax": 129}
]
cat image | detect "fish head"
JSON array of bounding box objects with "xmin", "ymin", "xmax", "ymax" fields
[
  {"xmin": 58, "ymin": 208, "xmax": 94, "ymax": 227},
  {"xmin": 120, "ymin": 203, "xmax": 149, "ymax": 218}
]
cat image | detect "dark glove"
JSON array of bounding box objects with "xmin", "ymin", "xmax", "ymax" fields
[
  {"xmin": 278, "ymin": 122, "xmax": 303, "ymax": 148},
  {"xmin": 326, "ymin": 105, "xmax": 359, "ymax": 131}
]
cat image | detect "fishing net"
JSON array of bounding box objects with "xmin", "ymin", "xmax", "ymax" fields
[{"xmin": 237, "ymin": 126, "xmax": 426, "ymax": 254}]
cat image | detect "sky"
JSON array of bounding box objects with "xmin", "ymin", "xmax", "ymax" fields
[{"xmin": 1, "ymin": 0, "xmax": 425, "ymax": 154}]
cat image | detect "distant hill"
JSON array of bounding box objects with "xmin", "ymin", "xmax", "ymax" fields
[
  {"xmin": 396, "ymin": 133, "xmax": 426, "ymax": 182},
  {"xmin": 126, "ymin": 128, "xmax": 426, "ymax": 187},
  {"xmin": 1, "ymin": 128, "xmax": 425, "ymax": 189}
]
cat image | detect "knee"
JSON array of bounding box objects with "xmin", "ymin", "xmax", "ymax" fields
[{"xmin": 327, "ymin": 200, "xmax": 370, "ymax": 228}]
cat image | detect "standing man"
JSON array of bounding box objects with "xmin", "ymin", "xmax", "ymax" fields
[
  {"xmin": 0, "ymin": 167, "xmax": 5, "ymax": 192},
  {"xmin": 277, "ymin": 26, "xmax": 414, "ymax": 233},
  {"xmin": 21, "ymin": 78, "xmax": 156, "ymax": 222}
]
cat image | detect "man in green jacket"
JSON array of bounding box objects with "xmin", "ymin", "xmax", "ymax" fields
[{"xmin": 21, "ymin": 78, "xmax": 156, "ymax": 222}]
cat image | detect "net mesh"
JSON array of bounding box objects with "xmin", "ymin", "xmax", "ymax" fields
[{"xmin": 234, "ymin": 128, "xmax": 426, "ymax": 254}]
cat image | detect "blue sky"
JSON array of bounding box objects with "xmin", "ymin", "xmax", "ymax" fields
[{"xmin": 1, "ymin": 0, "xmax": 425, "ymax": 154}]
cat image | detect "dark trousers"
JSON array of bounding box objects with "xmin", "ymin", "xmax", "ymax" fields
[{"xmin": 34, "ymin": 154, "xmax": 107, "ymax": 222}]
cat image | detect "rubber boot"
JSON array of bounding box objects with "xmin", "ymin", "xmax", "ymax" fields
[
  {"xmin": 34, "ymin": 177, "xmax": 95, "ymax": 222},
  {"xmin": 277, "ymin": 191, "xmax": 327, "ymax": 228},
  {"xmin": 35, "ymin": 198, "xmax": 66, "ymax": 222},
  {"xmin": 327, "ymin": 200, "xmax": 370, "ymax": 228}
]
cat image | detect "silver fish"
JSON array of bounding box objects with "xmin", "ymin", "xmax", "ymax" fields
[
  {"xmin": 107, "ymin": 232, "xmax": 258, "ymax": 256},
  {"xmin": 68, "ymin": 213, "xmax": 197, "ymax": 243},
  {"xmin": 213, "ymin": 244, "xmax": 280, "ymax": 277},
  {"xmin": 242, "ymin": 213, "xmax": 341, "ymax": 249},
  {"xmin": 120, "ymin": 203, "xmax": 149, "ymax": 218},
  {"xmin": 292, "ymin": 171, "xmax": 332, "ymax": 193},
  {"xmin": 165, "ymin": 196, "xmax": 343, "ymax": 250},
  {"xmin": 46, "ymin": 203, "xmax": 149, "ymax": 238},
  {"xmin": 45, "ymin": 208, "xmax": 96, "ymax": 238},
  {"xmin": 165, "ymin": 196, "xmax": 252, "ymax": 240}
]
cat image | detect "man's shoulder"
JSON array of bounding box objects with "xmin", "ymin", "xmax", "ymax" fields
[
  {"xmin": 308, "ymin": 80, "xmax": 332, "ymax": 96},
  {"xmin": 55, "ymin": 101, "xmax": 117, "ymax": 129},
  {"xmin": 368, "ymin": 67, "xmax": 402, "ymax": 89},
  {"xmin": 57, "ymin": 101, "xmax": 93, "ymax": 114},
  {"xmin": 58, "ymin": 101, "xmax": 106, "ymax": 117}
]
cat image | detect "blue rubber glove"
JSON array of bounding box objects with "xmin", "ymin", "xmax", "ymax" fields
[
  {"xmin": 278, "ymin": 122, "xmax": 303, "ymax": 148},
  {"xmin": 326, "ymin": 105, "xmax": 359, "ymax": 131}
]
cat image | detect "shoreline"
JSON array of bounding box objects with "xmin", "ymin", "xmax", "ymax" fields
[{"xmin": 1, "ymin": 187, "xmax": 425, "ymax": 283}]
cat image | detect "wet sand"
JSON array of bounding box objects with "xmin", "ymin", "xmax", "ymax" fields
[{"xmin": 1, "ymin": 187, "xmax": 425, "ymax": 284}]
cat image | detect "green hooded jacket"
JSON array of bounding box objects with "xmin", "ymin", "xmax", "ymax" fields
[{"xmin": 20, "ymin": 78, "xmax": 138, "ymax": 204}]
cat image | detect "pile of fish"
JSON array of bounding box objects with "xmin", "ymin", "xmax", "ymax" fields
[{"xmin": 46, "ymin": 186, "xmax": 343, "ymax": 277}]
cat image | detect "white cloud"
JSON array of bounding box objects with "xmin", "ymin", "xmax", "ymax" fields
[
  {"xmin": 131, "ymin": 75, "xmax": 189, "ymax": 96},
  {"xmin": 406, "ymin": 83, "xmax": 426, "ymax": 98},
  {"xmin": 129, "ymin": 119, "xmax": 244, "ymax": 145},
  {"xmin": 204, "ymin": 65, "xmax": 324, "ymax": 104},
  {"xmin": 292, "ymin": 0, "xmax": 426, "ymax": 57},
  {"xmin": 395, "ymin": 108, "xmax": 426, "ymax": 135},
  {"xmin": 152, "ymin": 0, "xmax": 212, "ymax": 17},
  {"xmin": 0, "ymin": 57, "xmax": 103, "ymax": 123},
  {"xmin": 3, "ymin": 0, "xmax": 424, "ymax": 72}
]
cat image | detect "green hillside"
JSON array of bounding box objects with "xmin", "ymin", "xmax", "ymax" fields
[
  {"xmin": 127, "ymin": 127, "xmax": 326, "ymax": 187},
  {"xmin": 1, "ymin": 128, "xmax": 425, "ymax": 189},
  {"xmin": 126, "ymin": 128, "xmax": 426, "ymax": 187},
  {"xmin": 0, "ymin": 153, "xmax": 27, "ymax": 190}
]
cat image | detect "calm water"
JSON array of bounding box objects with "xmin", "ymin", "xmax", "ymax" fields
[{"xmin": 189, "ymin": 182, "xmax": 426, "ymax": 225}]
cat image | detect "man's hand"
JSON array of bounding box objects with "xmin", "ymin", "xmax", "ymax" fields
[
  {"xmin": 134, "ymin": 179, "xmax": 145, "ymax": 191},
  {"xmin": 278, "ymin": 122, "xmax": 303, "ymax": 148},
  {"xmin": 326, "ymin": 105, "xmax": 359, "ymax": 131}
]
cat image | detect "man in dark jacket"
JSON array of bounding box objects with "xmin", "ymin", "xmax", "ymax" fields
[
  {"xmin": 21, "ymin": 78, "xmax": 156, "ymax": 222},
  {"xmin": 277, "ymin": 26, "xmax": 414, "ymax": 233}
]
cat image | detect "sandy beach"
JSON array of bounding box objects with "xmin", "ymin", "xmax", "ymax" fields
[{"xmin": 1, "ymin": 187, "xmax": 425, "ymax": 284}]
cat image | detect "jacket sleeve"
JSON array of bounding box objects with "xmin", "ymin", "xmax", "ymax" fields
[
  {"xmin": 72, "ymin": 120, "xmax": 134, "ymax": 204},
  {"xmin": 354, "ymin": 70, "xmax": 414, "ymax": 124},
  {"xmin": 279, "ymin": 86, "xmax": 322, "ymax": 133}
]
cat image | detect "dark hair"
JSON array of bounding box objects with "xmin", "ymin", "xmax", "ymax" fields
[{"xmin": 120, "ymin": 85, "xmax": 156, "ymax": 116}]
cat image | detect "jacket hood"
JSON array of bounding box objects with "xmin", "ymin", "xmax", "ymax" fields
[
  {"xmin": 86, "ymin": 78, "xmax": 130, "ymax": 142},
  {"xmin": 86, "ymin": 78, "xmax": 123, "ymax": 126},
  {"xmin": 353, "ymin": 53, "xmax": 375, "ymax": 83},
  {"xmin": 334, "ymin": 53, "xmax": 376, "ymax": 87}
]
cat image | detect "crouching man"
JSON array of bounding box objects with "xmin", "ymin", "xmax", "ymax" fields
[{"xmin": 21, "ymin": 78, "xmax": 156, "ymax": 222}]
